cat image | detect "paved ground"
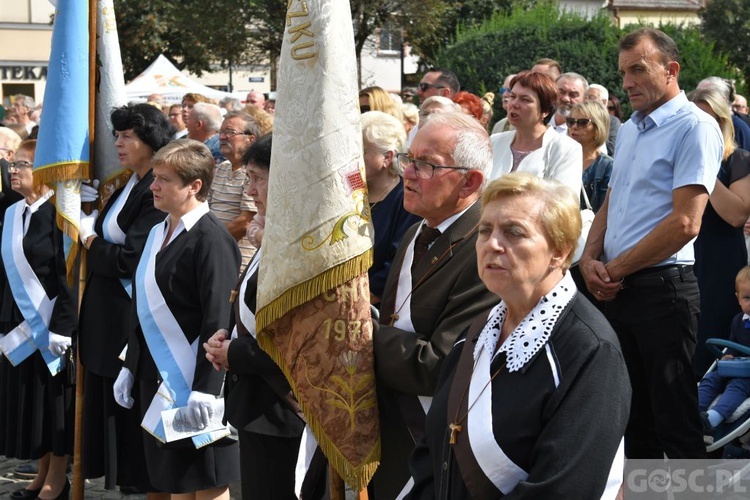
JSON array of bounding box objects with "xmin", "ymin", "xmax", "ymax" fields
[{"xmin": 0, "ymin": 457, "xmax": 242, "ymax": 499}]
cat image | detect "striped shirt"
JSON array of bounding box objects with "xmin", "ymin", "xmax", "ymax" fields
[{"xmin": 208, "ymin": 160, "xmax": 256, "ymax": 269}]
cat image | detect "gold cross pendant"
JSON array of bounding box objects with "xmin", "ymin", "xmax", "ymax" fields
[
  {"xmin": 389, "ymin": 313, "xmax": 399, "ymax": 326},
  {"xmin": 229, "ymin": 290, "xmax": 238, "ymax": 303},
  {"xmin": 449, "ymin": 422, "xmax": 462, "ymax": 444}
]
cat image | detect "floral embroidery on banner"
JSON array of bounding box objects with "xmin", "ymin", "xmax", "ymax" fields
[{"xmin": 475, "ymin": 273, "xmax": 577, "ymax": 372}]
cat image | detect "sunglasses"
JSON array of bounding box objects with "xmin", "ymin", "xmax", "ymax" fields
[
  {"xmin": 418, "ymin": 83, "xmax": 445, "ymax": 92},
  {"xmin": 360, "ymin": 105, "xmax": 371, "ymax": 113},
  {"xmin": 566, "ymin": 118, "xmax": 592, "ymax": 128}
]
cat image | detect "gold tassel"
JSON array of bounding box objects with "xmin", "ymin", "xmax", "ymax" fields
[
  {"xmin": 33, "ymin": 161, "xmax": 90, "ymax": 189},
  {"xmin": 256, "ymin": 251, "xmax": 373, "ymax": 333}
]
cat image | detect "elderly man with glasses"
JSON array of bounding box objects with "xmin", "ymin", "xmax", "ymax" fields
[
  {"xmin": 207, "ymin": 111, "xmax": 260, "ymax": 271},
  {"xmin": 371, "ymin": 111, "xmax": 498, "ymax": 499}
]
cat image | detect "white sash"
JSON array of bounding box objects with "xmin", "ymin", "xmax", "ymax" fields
[
  {"xmin": 135, "ymin": 223, "xmax": 229, "ymax": 448},
  {"xmin": 232, "ymin": 248, "xmax": 261, "ymax": 340},
  {"xmin": 468, "ymin": 346, "xmax": 528, "ymax": 494},
  {"xmin": 101, "ymin": 172, "xmax": 137, "ymax": 297},
  {"xmin": 0, "ymin": 201, "xmax": 63, "ymax": 375}
]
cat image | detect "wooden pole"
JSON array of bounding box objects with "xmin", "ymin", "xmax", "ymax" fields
[
  {"xmin": 72, "ymin": 0, "xmax": 97, "ymax": 498},
  {"xmin": 329, "ymin": 464, "xmax": 346, "ymax": 500}
]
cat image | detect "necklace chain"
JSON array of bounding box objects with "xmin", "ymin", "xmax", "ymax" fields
[{"xmin": 450, "ymin": 348, "xmax": 506, "ymax": 445}]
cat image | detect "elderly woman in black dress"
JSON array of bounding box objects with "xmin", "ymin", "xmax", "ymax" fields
[
  {"xmin": 0, "ymin": 140, "xmax": 75, "ymax": 500},
  {"xmin": 116, "ymin": 139, "xmax": 240, "ymax": 499},
  {"xmin": 408, "ymin": 173, "xmax": 631, "ymax": 499},
  {"xmin": 77, "ymin": 103, "xmax": 171, "ymax": 493},
  {"xmin": 204, "ymin": 134, "xmax": 308, "ymax": 499}
]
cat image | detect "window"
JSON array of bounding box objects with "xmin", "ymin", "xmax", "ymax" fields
[{"xmin": 378, "ymin": 25, "xmax": 401, "ymax": 55}]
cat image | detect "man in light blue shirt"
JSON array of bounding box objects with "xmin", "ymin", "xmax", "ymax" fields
[{"xmin": 580, "ymin": 28, "xmax": 723, "ymax": 459}]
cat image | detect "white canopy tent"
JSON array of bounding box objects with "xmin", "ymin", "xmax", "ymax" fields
[{"xmin": 124, "ymin": 54, "xmax": 233, "ymax": 103}]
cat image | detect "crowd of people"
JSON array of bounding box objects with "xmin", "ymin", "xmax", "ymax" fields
[{"xmin": 0, "ymin": 25, "xmax": 747, "ymax": 499}]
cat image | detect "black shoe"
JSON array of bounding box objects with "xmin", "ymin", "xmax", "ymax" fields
[
  {"xmin": 9, "ymin": 487, "xmax": 41, "ymax": 500},
  {"xmin": 700, "ymin": 411, "xmax": 715, "ymax": 445},
  {"xmin": 35, "ymin": 479, "xmax": 69, "ymax": 500},
  {"xmin": 119, "ymin": 486, "xmax": 147, "ymax": 495},
  {"xmin": 14, "ymin": 461, "xmax": 39, "ymax": 479}
]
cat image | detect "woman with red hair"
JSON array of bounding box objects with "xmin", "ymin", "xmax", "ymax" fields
[{"xmin": 452, "ymin": 91, "xmax": 483, "ymax": 122}]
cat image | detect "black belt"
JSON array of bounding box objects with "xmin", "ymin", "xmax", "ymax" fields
[{"xmin": 621, "ymin": 265, "xmax": 693, "ymax": 289}]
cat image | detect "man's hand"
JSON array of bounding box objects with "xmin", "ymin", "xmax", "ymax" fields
[{"xmin": 579, "ymin": 255, "xmax": 622, "ymax": 302}]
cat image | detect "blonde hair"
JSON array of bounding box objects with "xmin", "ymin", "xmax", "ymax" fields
[
  {"xmin": 482, "ymin": 172, "xmax": 581, "ymax": 272},
  {"xmin": 736, "ymin": 266, "xmax": 750, "ymax": 291},
  {"xmin": 151, "ymin": 139, "xmax": 214, "ymax": 201},
  {"xmin": 360, "ymin": 86, "xmax": 403, "ymax": 122},
  {"xmin": 243, "ymin": 105, "xmax": 274, "ymax": 136},
  {"xmin": 570, "ymin": 101, "xmax": 610, "ymax": 148},
  {"xmin": 689, "ymin": 87, "xmax": 736, "ymax": 160}
]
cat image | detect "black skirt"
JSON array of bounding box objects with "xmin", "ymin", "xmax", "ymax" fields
[
  {"xmin": 0, "ymin": 349, "xmax": 73, "ymax": 459},
  {"xmin": 138, "ymin": 379, "xmax": 240, "ymax": 493},
  {"xmin": 81, "ymin": 372, "xmax": 153, "ymax": 490}
]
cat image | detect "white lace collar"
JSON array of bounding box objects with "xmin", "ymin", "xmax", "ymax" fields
[{"xmin": 474, "ymin": 273, "xmax": 577, "ymax": 372}]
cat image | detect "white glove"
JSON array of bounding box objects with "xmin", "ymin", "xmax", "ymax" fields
[
  {"xmin": 80, "ymin": 180, "xmax": 99, "ymax": 203},
  {"xmin": 79, "ymin": 209, "xmax": 99, "ymax": 244},
  {"xmin": 186, "ymin": 391, "xmax": 217, "ymax": 430},
  {"xmin": 113, "ymin": 367, "xmax": 134, "ymax": 409},
  {"xmin": 47, "ymin": 332, "xmax": 71, "ymax": 357}
]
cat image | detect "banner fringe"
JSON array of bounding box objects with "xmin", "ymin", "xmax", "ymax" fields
[
  {"xmin": 34, "ymin": 162, "xmax": 90, "ymax": 188},
  {"xmin": 256, "ymin": 250, "xmax": 373, "ymax": 333},
  {"xmin": 257, "ymin": 314, "xmax": 380, "ymax": 491}
]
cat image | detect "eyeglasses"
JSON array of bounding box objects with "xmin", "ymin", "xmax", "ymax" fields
[
  {"xmin": 565, "ymin": 118, "xmax": 592, "ymax": 128},
  {"xmin": 418, "ymin": 83, "xmax": 446, "ymax": 92},
  {"xmin": 360, "ymin": 105, "xmax": 371, "ymax": 113},
  {"xmin": 499, "ymin": 87, "xmax": 510, "ymax": 94},
  {"xmin": 396, "ymin": 153, "xmax": 469, "ymax": 179},
  {"xmin": 7, "ymin": 161, "xmax": 32, "ymax": 170},
  {"xmin": 219, "ymin": 129, "xmax": 250, "ymax": 137}
]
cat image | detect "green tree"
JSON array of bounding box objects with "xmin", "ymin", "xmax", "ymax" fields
[
  {"xmin": 406, "ymin": 0, "xmax": 536, "ymax": 64},
  {"xmin": 699, "ymin": 0, "xmax": 750, "ymax": 90},
  {"xmin": 434, "ymin": 2, "xmax": 741, "ymax": 121}
]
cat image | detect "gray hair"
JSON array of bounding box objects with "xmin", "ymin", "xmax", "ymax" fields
[
  {"xmin": 556, "ymin": 72, "xmax": 589, "ymax": 91},
  {"xmin": 697, "ymin": 77, "xmax": 734, "ymax": 104},
  {"xmin": 419, "ymin": 96, "xmax": 460, "ymax": 123},
  {"xmin": 420, "ymin": 111, "xmax": 492, "ymax": 186},
  {"xmin": 361, "ymin": 111, "xmax": 406, "ymax": 175},
  {"xmin": 13, "ymin": 95, "xmax": 35, "ymax": 113},
  {"xmin": 192, "ymin": 102, "xmax": 223, "ymax": 133},
  {"xmin": 223, "ymin": 111, "xmax": 261, "ymax": 139},
  {"xmin": 219, "ymin": 97, "xmax": 243, "ymax": 112},
  {"xmin": 0, "ymin": 127, "xmax": 22, "ymax": 152},
  {"xmin": 587, "ymin": 83, "xmax": 609, "ymax": 103}
]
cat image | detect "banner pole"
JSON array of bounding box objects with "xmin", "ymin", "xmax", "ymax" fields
[{"xmin": 71, "ymin": 0, "xmax": 97, "ymax": 497}]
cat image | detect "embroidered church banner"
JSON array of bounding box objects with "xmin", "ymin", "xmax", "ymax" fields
[{"xmin": 255, "ymin": 0, "xmax": 380, "ymax": 491}]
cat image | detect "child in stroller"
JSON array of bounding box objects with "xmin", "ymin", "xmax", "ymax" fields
[{"xmin": 698, "ymin": 265, "xmax": 750, "ymax": 445}]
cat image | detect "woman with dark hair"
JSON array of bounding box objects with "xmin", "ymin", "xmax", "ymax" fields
[
  {"xmin": 0, "ymin": 140, "xmax": 76, "ymax": 500},
  {"xmin": 489, "ymin": 71, "xmax": 582, "ymax": 193},
  {"xmin": 204, "ymin": 134, "xmax": 306, "ymax": 499},
  {"xmin": 78, "ymin": 103, "xmax": 172, "ymax": 493},
  {"xmin": 116, "ymin": 139, "xmax": 240, "ymax": 498},
  {"xmin": 607, "ymin": 95, "xmax": 623, "ymax": 121}
]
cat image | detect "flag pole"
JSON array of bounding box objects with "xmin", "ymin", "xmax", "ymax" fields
[{"xmin": 71, "ymin": 0, "xmax": 97, "ymax": 497}]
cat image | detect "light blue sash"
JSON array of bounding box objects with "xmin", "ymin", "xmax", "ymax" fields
[
  {"xmin": 135, "ymin": 223, "xmax": 227, "ymax": 448},
  {"xmin": 101, "ymin": 172, "xmax": 137, "ymax": 297},
  {"xmin": 0, "ymin": 201, "xmax": 63, "ymax": 375}
]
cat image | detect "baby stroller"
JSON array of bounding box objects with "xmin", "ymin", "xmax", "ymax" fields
[{"xmin": 702, "ymin": 338, "xmax": 750, "ymax": 454}]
